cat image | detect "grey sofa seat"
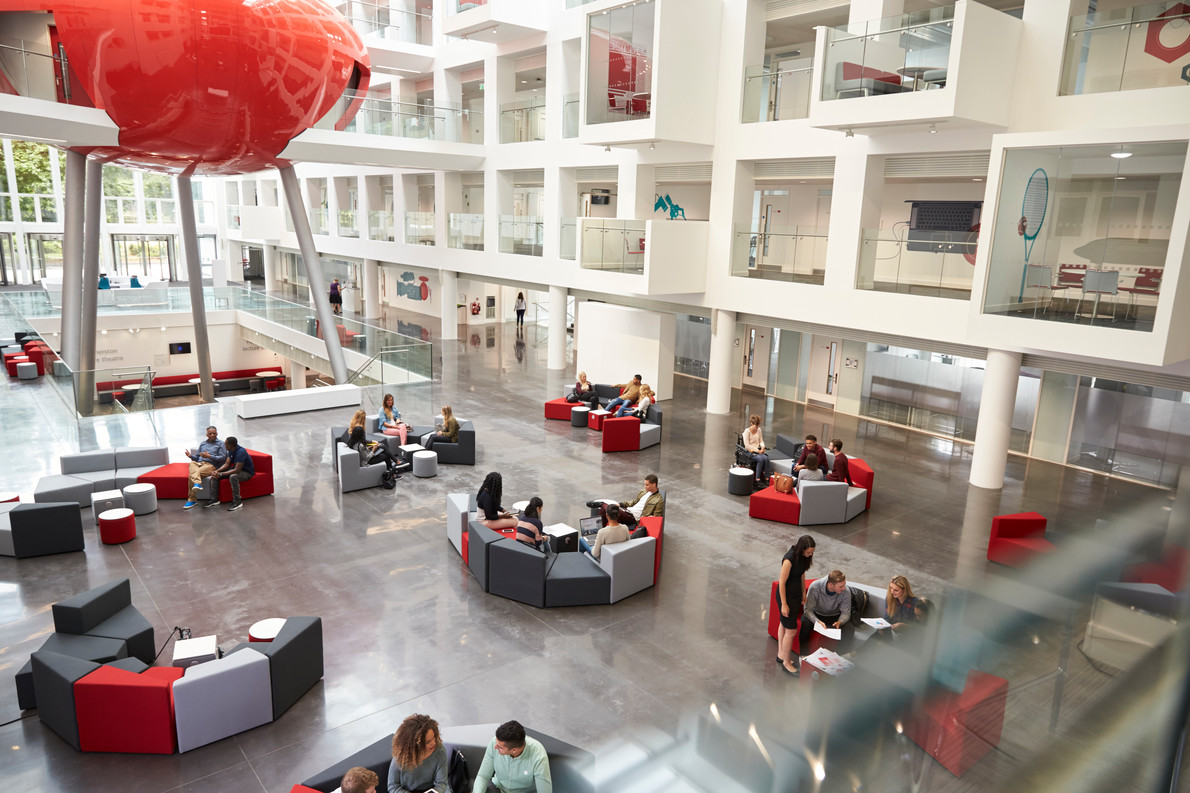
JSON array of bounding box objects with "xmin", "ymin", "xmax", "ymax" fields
[
  {"xmin": 796, "ymin": 480, "xmax": 849, "ymax": 525},
  {"xmin": 229, "ymin": 616, "xmax": 324, "ymax": 721},
  {"xmin": 422, "ymin": 419, "xmax": 476, "ymax": 465},
  {"xmin": 599, "ymin": 536, "xmax": 657, "ymax": 603},
  {"xmin": 467, "ymin": 520, "xmax": 506, "ymax": 591},
  {"xmin": 34, "ymin": 474, "xmax": 95, "ymax": 507},
  {"xmin": 488, "ymin": 539, "xmax": 549, "ymax": 607},
  {"xmin": 60, "ymin": 449, "xmax": 116, "ymax": 475},
  {"xmin": 0, "ymin": 502, "xmax": 84, "ymax": 558},
  {"xmin": 445, "ymin": 493, "xmax": 470, "ymax": 557},
  {"xmin": 546, "ymin": 552, "xmax": 611, "ymax": 607},
  {"xmin": 113, "ymin": 447, "xmax": 169, "ymax": 487},
  {"xmin": 53, "ymin": 577, "xmax": 154, "ymax": 663},
  {"xmin": 337, "ymin": 442, "xmax": 386, "ymax": 493},
  {"xmin": 15, "ymin": 633, "xmax": 129, "ymax": 710},
  {"xmin": 31, "ymin": 651, "xmax": 102, "ymax": 750}
]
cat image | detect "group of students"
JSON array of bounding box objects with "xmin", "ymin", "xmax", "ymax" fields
[
  {"xmin": 472, "ymin": 471, "xmax": 663, "ymax": 561},
  {"xmin": 742, "ymin": 423, "xmax": 854, "ymax": 490},
  {"xmin": 340, "ymin": 395, "xmax": 462, "ymax": 483},
  {"xmin": 336, "ymin": 716, "xmax": 552, "ymax": 793},
  {"xmin": 567, "ymin": 372, "xmax": 655, "ymax": 419},
  {"xmin": 774, "ymin": 534, "xmax": 932, "ymax": 677},
  {"xmin": 181, "ymin": 425, "xmax": 255, "ymax": 511}
]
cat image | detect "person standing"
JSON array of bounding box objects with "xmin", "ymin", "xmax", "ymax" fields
[
  {"xmin": 183, "ymin": 426, "xmax": 227, "ymax": 510},
  {"xmin": 473, "ymin": 720, "xmax": 552, "ymax": 793},
  {"xmin": 514, "ymin": 292, "xmax": 527, "ymax": 327},
  {"xmin": 776, "ymin": 535, "xmax": 815, "ymax": 676},
  {"xmin": 329, "ymin": 278, "xmax": 343, "ymax": 315},
  {"xmin": 207, "ymin": 436, "xmax": 255, "ymax": 512},
  {"xmin": 387, "ymin": 713, "xmax": 449, "ymax": 793}
]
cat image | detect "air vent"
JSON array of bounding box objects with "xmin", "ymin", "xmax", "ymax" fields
[
  {"xmin": 885, "ymin": 152, "xmax": 990, "ymax": 179},
  {"xmin": 576, "ymin": 166, "xmax": 618, "ymax": 182},
  {"xmin": 514, "ymin": 52, "xmax": 547, "ymax": 71},
  {"xmin": 753, "ymin": 158, "xmax": 835, "ymax": 180},
  {"xmin": 766, "ymin": 0, "xmax": 849, "ymax": 21},
  {"xmin": 656, "ymin": 164, "xmax": 713, "ymax": 182},
  {"xmin": 512, "ymin": 170, "xmax": 544, "ymax": 185}
]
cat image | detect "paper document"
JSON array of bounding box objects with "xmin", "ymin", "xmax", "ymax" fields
[
  {"xmin": 861, "ymin": 617, "xmax": 892, "ymax": 629},
  {"xmin": 813, "ymin": 621, "xmax": 841, "ymax": 641},
  {"xmin": 802, "ymin": 648, "xmax": 854, "ymax": 677}
]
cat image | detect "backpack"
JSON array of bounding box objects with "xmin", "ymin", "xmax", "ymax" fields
[
  {"xmin": 380, "ymin": 470, "xmax": 397, "ymax": 490},
  {"xmin": 849, "ymin": 586, "xmax": 869, "ymax": 625},
  {"xmin": 449, "ymin": 747, "xmax": 471, "ymax": 793}
]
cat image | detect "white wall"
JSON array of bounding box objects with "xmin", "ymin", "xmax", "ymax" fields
[{"xmin": 575, "ymin": 302, "xmax": 675, "ymax": 401}]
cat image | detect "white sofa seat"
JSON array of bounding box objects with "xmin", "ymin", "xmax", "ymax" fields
[
  {"xmin": 337, "ymin": 443, "xmax": 386, "ymax": 493},
  {"xmin": 599, "ymin": 536, "xmax": 657, "ymax": 603},
  {"xmin": 446, "ymin": 493, "xmax": 469, "ymax": 557},
  {"xmin": 172, "ymin": 647, "xmax": 273, "ymax": 753}
]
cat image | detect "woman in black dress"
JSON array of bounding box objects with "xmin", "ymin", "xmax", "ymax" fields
[{"xmin": 777, "ymin": 534, "xmax": 816, "ymax": 676}]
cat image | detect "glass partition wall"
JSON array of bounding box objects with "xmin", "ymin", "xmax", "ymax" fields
[
  {"xmin": 821, "ymin": 6, "xmax": 953, "ymax": 101},
  {"xmin": 1061, "ymin": 2, "xmax": 1190, "ymax": 95},
  {"xmin": 586, "ymin": 1, "xmax": 656, "ymax": 124},
  {"xmin": 983, "ymin": 140, "xmax": 1186, "ymax": 331}
]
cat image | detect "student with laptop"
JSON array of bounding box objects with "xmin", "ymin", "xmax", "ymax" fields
[
  {"xmin": 585, "ymin": 474, "xmax": 663, "ymax": 528},
  {"xmin": 582, "ymin": 504, "xmax": 630, "ymax": 560}
]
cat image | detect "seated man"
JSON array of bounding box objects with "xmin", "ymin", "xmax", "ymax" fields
[
  {"xmin": 338, "ymin": 766, "xmax": 378, "ymax": 793},
  {"xmin": 603, "ymin": 374, "xmax": 642, "ymax": 416},
  {"xmin": 207, "ymin": 436, "xmax": 254, "ymax": 512},
  {"xmin": 582, "ymin": 504, "xmax": 631, "ymax": 560},
  {"xmin": 586, "ymin": 474, "xmax": 663, "ymax": 529},
  {"xmin": 792, "ymin": 434, "xmax": 828, "ymax": 480},
  {"xmin": 473, "ymin": 719, "xmax": 552, "ymax": 793},
  {"xmin": 797, "ymin": 570, "xmax": 855, "ymax": 667},
  {"xmin": 825, "ymin": 438, "xmax": 854, "ymax": 486},
  {"xmin": 183, "ymin": 425, "xmax": 227, "ymax": 510}
]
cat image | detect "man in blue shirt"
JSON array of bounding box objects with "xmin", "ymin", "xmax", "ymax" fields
[
  {"xmin": 183, "ymin": 426, "xmax": 227, "ymax": 510},
  {"xmin": 206, "ymin": 436, "xmax": 255, "ymax": 512}
]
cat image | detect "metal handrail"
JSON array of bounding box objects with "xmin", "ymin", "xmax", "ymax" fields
[
  {"xmin": 1071, "ymin": 7, "xmax": 1189, "ymax": 34},
  {"xmin": 827, "ymin": 12, "xmax": 954, "ymax": 44},
  {"xmin": 746, "ymin": 66, "xmax": 814, "ymax": 79}
]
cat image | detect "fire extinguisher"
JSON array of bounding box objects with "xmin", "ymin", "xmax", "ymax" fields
[{"xmin": 470, "ymin": 299, "xmax": 481, "ymax": 315}]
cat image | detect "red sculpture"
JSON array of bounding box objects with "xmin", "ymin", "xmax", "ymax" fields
[{"xmin": 20, "ymin": 0, "xmax": 370, "ymax": 175}]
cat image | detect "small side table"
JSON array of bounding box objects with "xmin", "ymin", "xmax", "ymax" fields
[
  {"xmin": 588, "ymin": 409, "xmax": 612, "ymax": 431},
  {"xmin": 91, "ymin": 489, "xmax": 125, "ymax": 524},
  {"xmin": 122, "ymin": 482, "xmax": 158, "ymax": 515},
  {"xmin": 173, "ymin": 635, "xmax": 218, "ymax": 668},
  {"xmin": 413, "ymin": 450, "xmax": 438, "ymax": 478},
  {"xmin": 249, "ymin": 618, "xmax": 287, "ymax": 642},
  {"xmin": 728, "ymin": 467, "xmax": 755, "ymax": 496}
]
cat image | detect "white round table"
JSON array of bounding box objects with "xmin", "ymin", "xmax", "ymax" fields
[
  {"xmin": 249, "ymin": 617, "xmax": 287, "ymax": 642},
  {"xmin": 512, "ymin": 500, "xmax": 530, "ymax": 513},
  {"xmin": 255, "ymin": 371, "xmax": 281, "ymax": 378}
]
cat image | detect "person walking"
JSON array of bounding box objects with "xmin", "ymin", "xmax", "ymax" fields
[
  {"xmin": 514, "ymin": 292, "xmax": 527, "ymax": 327},
  {"xmin": 329, "ymin": 278, "xmax": 343, "ymax": 315}
]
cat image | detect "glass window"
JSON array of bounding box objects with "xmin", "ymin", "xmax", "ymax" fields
[
  {"xmin": 586, "ymin": 1, "xmax": 655, "ymax": 124},
  {"xmin": 983, "ymin": 141, "xmax": 1186, "ymax": 332}
]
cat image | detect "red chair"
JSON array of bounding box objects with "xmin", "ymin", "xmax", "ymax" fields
[
  {"xmin": 74, "ymin": 665, "xmax": 184, "ymax": 754},
  {"xmin": 986, "ymin": 511, "xmax": 1054, "ymax": 567},
  {"xmin": 905, "ymin": 670, "xmax": 1008, "ymax": 777},
  {"xmin": 1119, "ymin": 267, "xmax": 1162, "ymax": 321},
  {"xmin": 602, "ymin": 416, "xmax": 639, "ymax": 452},
  {"xmin": 849, "ymin": 458, "xmax": 875, "ymax": 510},
  {"xmin": 748, "ymin": 483, "xmax": 801, "ymax": 525}
]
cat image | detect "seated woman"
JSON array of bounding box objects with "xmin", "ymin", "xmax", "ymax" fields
[
  {"xmin": 799, "ymin": 453, "xmax": 824, "ymax": 482},
  {"xmin": 515, "ymin": 497, "xmax": 548, "ymax": 551},
  {"xmin": 569, "ymin": 371, "xmax": 600, "ymax": 407},
  {"xmin": 377, "ymin": 393, "xmax": 408, "ymax": 446},
  {"xmin": 388, "ymin": 713, "xmax": 448, "ymax": 793},
  {"xmin": 423, "ymin": 405, "xmax": 459, "ymax": 451},
  {"xmin": 476, "ymin": 471, "xmax": 518, "ymax": 531},
  {"xmin": 886, "ymin": 575, "xmax": 919, "ymax": 631},
  {"xmin": 340, "ymin": 409, "xmax": 369, "ymax": 447},
  {"xmin": 347, "ymin": 426, "xmax": 401, "ymax": 479},
  {"xmin": 618, "ymin": 384, "xmax": 654, "ymax": 418},
  {"xmin": 742, "ymin": 413, "xmax": 770, "ymax": 487}
]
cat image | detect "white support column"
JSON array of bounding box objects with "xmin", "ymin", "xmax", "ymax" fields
[
  {"xmin": 970, "ymin": 349, "xmax": 1023, "ymax": 490},
  {"xmin": 707, "ymin": 308, "xmax": 736, "ymax": 414},
  {"xmin": 287, "ymin": 358, "xmax": 307, "ymax": 389},
  {"xmin": 440, "ymin": 269, "xmax": 458, "ymax": 341},
  {"xmin": 824, "ymin": 150, "xmax": 883, "ymax": 291},
  {"xmin": 59, "ymin": 150, "xmax": 86, "ymax": 371},
  {"xmin": 262, "ymin": 244, "xmax": 277, "ymax": 295},
  {"xmin": 548, "ymin": 284, "xmax": 567, "ymax": 370},
  {"xmin": 177, "ymin": 175, "xmax": 217, "ymax": 403},
  {"xmin": 362, "ymin": 259, "xmax": 380, "ymax": 320},
  {"xmin": 848, "ymin": 0, "xmax": 904, "ymax": 22}
]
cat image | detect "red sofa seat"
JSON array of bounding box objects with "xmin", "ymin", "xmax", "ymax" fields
[
  {"xmin": 602, "ymin": 416, "xmax": 640, "ymax": 452},
  {"xmin": 544, "ymin": 398, "xmax": 574, "ymax": 421},
  {"xmin": 639, "ymin": 515, "xmax": 664, "ymax": 583},
  {"xmin": 987, "ymin": 511, "xmax": 1054, "ymax": 567},
  {"xmin": 841, "ymin": 61, "xmax": 902, "ymax": 85},
  {"xmin": 75, "ymin": 665, "xmax": 184, "ymax": 754},
  {"xmin": 905, "ymin": 670, "xmax": 1008, "ymax": 777},
  {"xmin": 749, "ymin": 484, "xmax": 801, "ymax": 525},
  {"xmin": 1122, "ymin": 544, "xmax": 1190, "ymax": 592},
  {"xmin": 137, "ymin": 450, "xmax": 274, "ymax": 502},
  {"xmin": 849, "ymin": 458, "xmax": 875, "ymax": 509}
]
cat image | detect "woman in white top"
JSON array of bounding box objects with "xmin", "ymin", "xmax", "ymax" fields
[
  {"xmin": 514, "ymin": 292, "xmax": 527, "ymax": 326},
  {"xmin": 617, "ymin": 384, "xmax": 654, "ymax": 417},
  {"xmin": 742, "ymin": 413, "xmax": 770, "ymax": 485}
]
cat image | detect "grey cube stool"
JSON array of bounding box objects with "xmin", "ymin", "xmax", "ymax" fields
[
  {"xmin": 16, "ymin": 361, "xmax": 37, "ymax": 380},
  {"xmin": 570, "ymin": 405, "xmax": 590, "ymax": 427},
  {"xmin": 90, "ymin": 489, "xmax": 125, "ymax": 523},
  {"xmin": 728, "ymin": 466, "xmax": 754, "ymax": 495},
  {"xmin": 412, "ymin": 450, "xmax": 438, "ymax": 478},
  {"xmin": 122, "ymin": 482, "xmax": 158, "ymax": 515},
  {"xmin": 53, "ymin": 360, "xmax": 70, "ymax": 377}
]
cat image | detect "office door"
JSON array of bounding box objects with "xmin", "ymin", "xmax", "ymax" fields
[
  {"xmin": 806, "ymin": 335, "xmax": 841, "ymax": 407},
  {"xmin": 742, "ymin": 325, "xmax": 770, "ymax": 392}
]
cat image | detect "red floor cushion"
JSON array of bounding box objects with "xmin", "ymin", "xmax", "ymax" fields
[
  {"xmin": 749, "ymin": 484, "xmax": 801, "ymax": 525},
  {"xmin": 905, "ymin": 670, "xmax": 1008, "ymax": 776},
  {"xmin": 138, "ymin": 463, "xmax": 192, "ymax": 499},
  {"xmin": 544, "ymin": 398, "xmax": 573, "ymax": 421},
  {"xmin": 75, "ymin": 665, "xmax": 184, "ymax": 754}
]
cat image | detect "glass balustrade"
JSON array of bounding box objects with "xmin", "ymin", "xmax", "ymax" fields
[
  {"xmin": 500, "ymin": 100, "xmax": 546, "ymax": 142},
  {"xmin": 580, "ymin": 219, "xmax": 647, "ymax": 274},
  {"xmin": 338, "ymin": 1, "xmax": 432, "ymax": 45},
  {"xmin": 566, "ymin": 0, "xmax": 598, "ymax": 7},
  {"xmin": 309, "ymin": 208, "xmax": 329, "ymax": 235},
  {"xmin": 338, "ymin": 209, "xmax": 359, "ymax": 237},
  {"xmin": 454, "ymin": 0, "xmax": 487, "ymax": 10},
  {"xmin": 499, "ymin": 216, "xmax": 543, "ymax": 256},
  {"xmin": 226, "ymin": 205, "xmax": 241, "ymax": 230},
  {"xmin": 560, "ymin": 218, "xmax": 577, "ymax": 260},
  {"xmin": 405, "ymin": 212, "xmax": 436, "ymax": 245},
  {"xmin": 856, "ymin": 228, "xmax": 974, "ymax": 298},
  {"xmin": 731, "ymin": 224, "xmax": 827, "ymax": 285},
  {"xmin": 448, "ymin": 213, "xmax": 485, "ymax": 250},
  {"xmin": 314, "ymin": 92, "xmax": 484, "ymax": 143},
  {"xmin": 821, "ymin": 6, "xmax": 954, "ymax": 101},
  {"xmin": 368, "ymin": 210, "xmax": 397, "ymax": 241},
  {"xmin": 563, "ymin": 94, "xmax": 580, "ymax": 138},
  {"xmin": 0, "ymin": 35, "xmax": 91, "ymax": 105},
  {"xmin": 741, "ymin": 65, "xmax": 814, "ymax": 122},
  {"xmin": 1061, "ymin": 2, "xmax": 1190, "ymax": 95}
]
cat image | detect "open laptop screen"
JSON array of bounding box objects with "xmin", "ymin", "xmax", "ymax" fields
[{"xmin": 579, "ymin": 516, "xmax": 602, "ymax": 536}]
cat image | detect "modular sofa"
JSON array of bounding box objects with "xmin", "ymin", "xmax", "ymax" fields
[
  {"xmin": 34, "ymin": 446, "xmax": 170, "ymax": 506},
  {"xmin": 139, "ymin": 448, "xmax": 275, "ymax": 502},
  {"xmin": 418, "ymin": 419, "xmax": 476, "ymax": 465},
  {"xmin": 0, "ymin": 501, "xmax": 85, "ymax": 558},
  {"xmin": 749, "ymin": 458, "xmax": 875, "ymax": 526},
  {"xmin": 764, "ymin": 577, "xmax": 890, "ymax": 655},
  {"xmin": 602, "ymin": 404, "xmax": 663, "ymax": 453},
  {"xmin": 335, "ymin": 439, "xmax": 387, "ymax": 492},
  {"xmin": 986, "ymin": 511, "xmax": 1055, "ymax": 567},
  {"xmin": 294, "ymin": 722, "xmax": 594, "ymax": 793}
]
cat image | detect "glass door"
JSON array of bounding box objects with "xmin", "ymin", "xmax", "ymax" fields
[
  {"xmin": 0, "ymin": 232, "xmax": 12, "ymax": 285},
  {"xmin": 26, "ymin": 233, "xmax": 63, "ymax": 283},
  {"xmin": 806, "ymin": 334, "xmax": 841, "ymax": 406},
  {"xmin": 112, "ymin": 234, "xmax": 176, "ymax": 281}
]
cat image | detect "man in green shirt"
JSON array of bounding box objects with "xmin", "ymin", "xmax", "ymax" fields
[{"xmin": 473, "ymin": 720, "xmax": 552, "ymax": 793}]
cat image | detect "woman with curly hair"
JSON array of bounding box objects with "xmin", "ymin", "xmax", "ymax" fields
[
  {"xmin": 388, "ymin": 713, "xmax": 449, "ymax": 793},
  {"xmin": 476, "ymin": 471, "xmax": 517, "ymax": 530}
]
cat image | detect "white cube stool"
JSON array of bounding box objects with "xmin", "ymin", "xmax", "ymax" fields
[
  {"xmin": 413, "ymin": 450, "xmax": 438, "ymax": 478},
  {"xmin": 16, "ymin": 361, "xmax": 37, "ymax": 380},
  {"xmin": 91, "ymin": 489, "xmax": 125, "ymax": 523},
  {"xmin": 172, "ymin": 634, "xmax": 218, "ymax": 668},
  {"xmin": 122, "ymin": 482, "xmax": 158, "ymax": 515}
]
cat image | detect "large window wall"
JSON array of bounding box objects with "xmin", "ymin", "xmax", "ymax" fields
[
  {"xmin": 586, "ymin": 1, "xmax": 655, "ymax": 124},
  {"xmin": 983, "ymin": 140, "xmax": 1186, "ymax": 331}
]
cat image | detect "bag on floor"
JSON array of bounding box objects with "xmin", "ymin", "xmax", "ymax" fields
[
  {"xmin": 773, "ymin": 474, "xmax": 795, "ymax": 494},
  {"xmin": 449, "ymin": 747, "xmax": 471, "ymax": 793},
  {"xmin": 380, "ymin": 470, "xmax": 397, "ymax": 490},
  {"xmin": 566, "ymin": 391, "xmax": 580, "ymax": 403},
  {"xmin": 849, "ymin": 586, "xmax": 869, "ymax": 625}
]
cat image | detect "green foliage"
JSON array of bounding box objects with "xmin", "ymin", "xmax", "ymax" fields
[
  {"xmin": 10, "ymin": 141, "xmax": 52, "ymax": 194},
  {"xmin": 103, "ymin": 165, "xmax": 134, "ymax": 197},
  {"xmin": 142, "ymin": 172, "xmax": 173, "ymax": 199}
]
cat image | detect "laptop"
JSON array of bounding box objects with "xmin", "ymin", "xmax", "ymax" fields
[{"xmin": 579, "ymin": 515, "xmax": 602, "ymax": 537}]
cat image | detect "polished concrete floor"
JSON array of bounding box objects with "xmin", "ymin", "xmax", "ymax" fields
[{"xmin": 0, "ymin": 295, "xmax": 1183, "ymax": 793}]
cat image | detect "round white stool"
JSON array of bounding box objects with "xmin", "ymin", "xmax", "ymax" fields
[
  {"xmin": 249, "ymin": 617, "xmax": 287, "ymax": 642},
  {"xmin": 413, "ymin": 450, "xmax": 438, "ymax": 478},
  {"xmin": 16, "ymin": 361, "xmax": 37, "ymax": 380},
  {"xmin": 122, "ymin": 482, "xmax": 158, "ymax": 515}
]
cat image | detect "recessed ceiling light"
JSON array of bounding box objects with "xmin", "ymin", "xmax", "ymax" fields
[
  {"xmin": 1115, "ymin": 176, "xmax": 1126, "ymax": 180},
  {"xmin": 972, "ymin": 177, "xmax": 983, "ymax": 182},
  {"xmin": 520, "ymin": 80, "xmax": 527, "ymax": 84},
  {"xmin": 928, "ymin": 124, "xmax": 937, "ymax": 134},
  {"xmin": 1110, "ymin": 151, "xmax": 1132, "ymax": 159}
]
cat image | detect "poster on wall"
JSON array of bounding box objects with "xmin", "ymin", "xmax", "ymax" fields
[{"xmin": 397, "ymin": 271, "xmax": 432, "ymax": 303}]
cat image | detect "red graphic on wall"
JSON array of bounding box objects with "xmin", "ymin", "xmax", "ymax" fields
[
  {"xmin": 1144, "ymin": 4, "xmax": 1190, "ymax": 64},
  {"xmin": 419, "ymin": 276, "xmax": 430, "ymax": 301}
]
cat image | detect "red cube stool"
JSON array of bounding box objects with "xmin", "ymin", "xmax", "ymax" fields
[
  {"xmin": 987, "ymin": 511, "xmax": 1053, "ymax": 567},
  {"xmin": 544, "ymin": 398, "xmax": 573, "ymax": 421},
  {"xmin": 749, "ymin": 484, "xmax": 802, "ymax": 525},
  {"xmin": 6, "ymin": 355, "xmax": 30, "ymax": 377},
  {"xmin": 905, "ymin": 670, "xmax": 1008, "ymax": 776},
  {"xmin": 74, "ymin": 665, "xmax": 184, "ymax": 754},
  {"xmin": 588, "ymin": 409, "xmax": 612, "ymax": 430},
  {"xmin": 98, "ymin": 508, "xmax": 137, "ymax": 544}
]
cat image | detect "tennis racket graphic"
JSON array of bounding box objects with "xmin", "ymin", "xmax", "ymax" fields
[{"xmin": 1017, "ymin": 168, "xmax": 1049, "ymax": 301}]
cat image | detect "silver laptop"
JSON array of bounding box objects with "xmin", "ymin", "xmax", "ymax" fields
[{"xmin": 579, "ymin": 515, "xmax": 602, "ymax": 537}]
